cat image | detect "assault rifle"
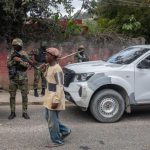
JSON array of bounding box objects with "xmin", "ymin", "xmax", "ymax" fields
[{"xmin": 13, "ymin": 50, "xmax": 42, "ymax": 72}]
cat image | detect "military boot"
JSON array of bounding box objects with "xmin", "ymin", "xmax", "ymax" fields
[
  {"xmin": 34, "ymin": 89, "xmax": 39, "ymax": 97},
  {"xmin": 41, "ymin": 88, "xmax": 45, "ymax": 96},
  {"xmin": 22, "ymin": 113, "xmax": 30, "ymax": 119},
  {"xmin": 8, "ymin": 112, "xmax": 16, "ymax": 120}
]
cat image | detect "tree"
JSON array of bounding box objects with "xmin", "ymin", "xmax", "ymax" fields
[
  {"xmin": 87, "ymin": 0, "xmax": 150, "ymax": 41},
  {"xmin": 0, "ymin": 0, "xmax": 74, "ymax": 41}
]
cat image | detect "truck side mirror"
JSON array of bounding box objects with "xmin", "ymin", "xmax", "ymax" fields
[{"xmin": 137, "ymin": 59, "xmax": 150, "ymax": 69}]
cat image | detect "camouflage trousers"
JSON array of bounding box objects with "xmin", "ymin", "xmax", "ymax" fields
[
  {"xmin": 9, "ymin": 79, "xmax": 28, "ymax": 113},
  {"xmin": 34, "ymin": 69, "xmax": 46, "ymax": 89}
]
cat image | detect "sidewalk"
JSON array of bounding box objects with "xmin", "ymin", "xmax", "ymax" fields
[
  {"xmin": 0, "ymin": 90, "xmax": 72, "ymax": 106},
  {"xmin": 0, "ymin": 90, "xmax": 44, "ymax": 106}
]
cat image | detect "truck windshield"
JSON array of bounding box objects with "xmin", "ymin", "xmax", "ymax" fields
[{"xmin": 107, "ymin": 47, "xmax": 149, "ymax": 64}]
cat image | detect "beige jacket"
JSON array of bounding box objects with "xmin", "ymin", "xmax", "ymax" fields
[{"xmin": 43, "ymin": 64, "xmax": 65, "ymax": 110}]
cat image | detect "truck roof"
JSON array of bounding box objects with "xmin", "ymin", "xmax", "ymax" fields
[{"xmin": 130, "ymin": 45, "xmax": 150, "ymax": 49}]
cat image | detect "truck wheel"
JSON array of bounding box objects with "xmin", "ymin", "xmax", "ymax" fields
[{"xmin": 90, "ymin": 89, "xmax": 125, "ymax": 123}]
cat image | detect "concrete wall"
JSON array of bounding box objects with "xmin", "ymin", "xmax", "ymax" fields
[{"xmin": 0, "ymin": 35, "xmax": 145, "ymax": 90}]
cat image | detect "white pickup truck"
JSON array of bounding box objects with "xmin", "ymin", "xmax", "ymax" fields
[{"xmin": 64, "ymin": 45, "xmax": 150, "ymax": 122}]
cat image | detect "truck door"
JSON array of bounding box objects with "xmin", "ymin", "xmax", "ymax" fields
[{"xmin": 135, "ymin": 55, "xmax": 150, "ymax": 103}]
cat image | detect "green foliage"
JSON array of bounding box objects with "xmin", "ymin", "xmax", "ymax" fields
[
  {"xmin": 88, "ymin": 0, "xmax": 150, "ymax": 41},
  {"xmin": 64, "ymin": 20, "xmax": 81, "ymax": 38},
  {"xmin": 0, "ymin": 0, "xmax": 74, "ymax": 42},
  {"xmin": 97, "ymin": 18, "xmax": 117, "ymax": 32},
  {"xmin": 122, "ymin": 15, "xmax": 141, "ymax": 33},
  {"xmin": 83, "ymin": 19, "xmax": 99, "ymax": 34},
  {"xmin": 84, "ymin": 17, "xmax": 117, "ymax": 34}
]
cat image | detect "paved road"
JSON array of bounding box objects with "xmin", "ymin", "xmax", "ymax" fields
[{"xmin": 1, "ymin": 105, "xmax": 150, "ymax": 150}]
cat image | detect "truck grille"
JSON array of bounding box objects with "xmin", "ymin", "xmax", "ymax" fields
[{"xmin": 63, "ymin": 68, "xmax": 75, "ymax": 87}]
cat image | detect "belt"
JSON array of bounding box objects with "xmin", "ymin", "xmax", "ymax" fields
[{"xmin": 47, "ymin": 83, "xmax": 56, "ymax": 92}]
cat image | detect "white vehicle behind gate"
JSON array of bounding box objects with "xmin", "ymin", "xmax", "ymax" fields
[{"xmin": 64, "ymin": 45, "xmax": 150, "ymax": 123}]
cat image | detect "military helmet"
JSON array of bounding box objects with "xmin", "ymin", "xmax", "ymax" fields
[
  {"xmin": 41, "ymin": 41, "xmax": 48, "ymax": 47},
  {"xmin": 78, "ymin": 45, "xmax": 85, "ymax": 49},
  {"xmin": 12, "ymin": 38, "xmax": 23, "ymax": 47}
]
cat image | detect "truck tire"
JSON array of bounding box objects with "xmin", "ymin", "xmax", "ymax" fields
[{"xmin": 90, "ymin": 89, "xmax": 125, "ymax": 123}]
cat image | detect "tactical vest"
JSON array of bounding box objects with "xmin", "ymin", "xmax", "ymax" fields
[
  {"xmin": 35, "ymin": 49, "xmax": 46, "ymax": 63},
  {"xmin": 8, "ymin": 50, "xmax": 28, "ymax": 80},
  {"xmin": 76, "ymin": 53, "xmax": 89, "ymax": 62}
]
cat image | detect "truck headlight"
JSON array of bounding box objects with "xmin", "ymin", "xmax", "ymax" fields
[{"xmin": 75, "ymin": 72, "xmax": 94, "ymax": 82}]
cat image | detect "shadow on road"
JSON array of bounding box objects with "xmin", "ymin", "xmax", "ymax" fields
[
  {"xmin": 1, "ymin": 104, "xmax": 150, "ymax": 123},
  {"xmin": 62, "ymin": 105, "xmax": 96, "ymax": 123},
  {"xmin": 122, "ymin": 105, "xmax": 150, "ymax": 122},
  {"xmin": 64, "ymin": 104, "xmax": 150, "ymax": 123}
]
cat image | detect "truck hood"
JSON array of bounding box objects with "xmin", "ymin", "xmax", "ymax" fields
[{"xmin": 64, "ymin": 60, "xmax": 126, "ymax": 73}]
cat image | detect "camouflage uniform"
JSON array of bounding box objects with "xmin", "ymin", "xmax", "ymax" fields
[
  {"xmin": 7, "ymin": 38, "xmax": 29, "ymax": 113},
  {"xmin": 32, "ymin": 48, "xmax": 46, "ymax": 90},
  {"xmin": 74, "ymin": 45, "xmax": 89, "ymax": 63},
  {"xmin": 30, "ymin": 41, "xmax": 47, "ymax": 94}
]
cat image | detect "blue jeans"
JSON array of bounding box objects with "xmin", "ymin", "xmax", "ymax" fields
[{"xmin": 45, "ymin": 108, "xmax": 70, "ymax": 143}]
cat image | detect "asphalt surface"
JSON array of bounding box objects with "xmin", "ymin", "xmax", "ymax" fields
[{"xmin": 1, "ymin": 105, "xmax": 150, "ymax": 150}]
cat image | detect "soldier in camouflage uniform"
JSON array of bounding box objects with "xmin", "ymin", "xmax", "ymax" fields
[
  {"xmin": 74, "ymin": 45, "xmax": 89, "ymax": 63},
  {"xmin": 7, "ymin": 38, "xmax": 30, "ymax": 120},
  {"xmin": 30, "ymin": 41, "xmax": 47, "ymax": 97}
]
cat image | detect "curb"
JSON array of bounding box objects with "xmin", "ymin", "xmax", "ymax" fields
[{"xmin": 0, "ymin": 90, "xmax": 73, "ymax": 106}]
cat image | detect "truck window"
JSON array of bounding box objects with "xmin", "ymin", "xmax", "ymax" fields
[
  {"xmin": 107, "ymin": 47, "xmax": 149, "ymax": 64},
  {"xmin": 138, "ymin": 55, "xmax": 150, "ymax": 69}
]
